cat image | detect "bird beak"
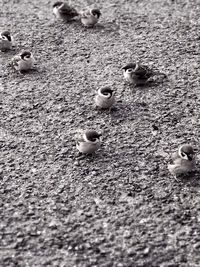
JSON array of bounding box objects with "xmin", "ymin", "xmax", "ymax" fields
[{"xmin": 187, "ymin": 154, "xmax": 193, "ymax": 161}]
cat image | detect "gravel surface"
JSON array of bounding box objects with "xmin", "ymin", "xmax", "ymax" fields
[{"xmin": 1, "ymin": 0, "xmax": 200, "ymax": 266}]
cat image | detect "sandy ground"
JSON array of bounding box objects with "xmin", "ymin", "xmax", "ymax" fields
[{"xmin": 1, "ymin": 0, "xmax": 200, "ymax": 266}]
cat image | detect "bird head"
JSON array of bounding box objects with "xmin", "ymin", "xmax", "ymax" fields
[
  {"xmin": 91, "ymin": 9, "xmax": 101, "ymax": 18},
  {"xmin": 122, "ymin": 63, "xmax": 137, "ymax": 73},
  {"xmin": 1, "ymin": 31, "xmax": 11, "ymax": 41},
  {"xmin": 100, "ymin": 87, "xmax": 113, "ymax": 98},
  {"xmin": 85, "ymin": 130, "xmax": 102, "ymax": 142},
  {"xmin": 21, "ymin": 51, "xmax": 32, "ymax": 60},
  {"xmin": 178, "ymin": 144, "xmax": 195, "ymax": 161}
]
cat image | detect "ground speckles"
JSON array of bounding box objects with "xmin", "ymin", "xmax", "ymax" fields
[{"xmin": 1, "ymin": 0, "xmax": 200, "ymax": 267}]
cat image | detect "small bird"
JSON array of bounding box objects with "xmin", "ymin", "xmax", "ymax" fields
[
  {"xmin": 75, "ymin": 130, "xmax": 101, "ymax": 154},
  {"xmin": 0, "ymin": 31, "xmax": 12, "ymax": 51},
  {"xmin": 168, "ymin": 144, "xmax": 196, "ymax": 179},
  {"xmin": 53, "ymin": 1, "xmax": 78, "ymax": 21},
  {"xmin": 79, "ymin": 8, "xmax": 101, "ymax": 27},
  {"xmin": 11, "ymin": 51, "xmax": 35, "ymax": 72},
  {"xmin": 94, "ymin": 86, "xmax": 115, "ymax": 109},
  {"xmin": 122, "ymin": 62, "xmax": 154, "ymax": 86}
]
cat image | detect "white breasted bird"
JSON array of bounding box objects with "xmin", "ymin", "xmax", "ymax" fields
[
  {"xmin": 122, "ymin": 62, "xmax": 154, "ymax": 86},
  {"xmin": 53, "ymin": 1, "xmax": 78, "ymax": 21},
  {"xmin": 94, "ymin": 86, "xmax": 115, "ymax": 109},
  {"xmin": 0, "ymin": 31, "xmax": 12, "ymax": 51},
  {"xmin": 75, "ymin": 130, "xmax": 101, "ymax": 154},
  {"xmin": 79, "ymin": 8, "xmax": 101, "ymax": 27},
  {"xmin": 168, "ymin": 144, "xmax": 196, "ymax": 179},
  {"xmin": 11, "ymin": 51, "xmax": 35, "ymax": 72}
]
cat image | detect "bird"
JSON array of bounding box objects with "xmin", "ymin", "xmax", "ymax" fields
[
  {"xmin": 122, "ymin": 62, "xmax": 167, "ymax": 86},
  {"xmin": 0, "ymin": 31, "xmax": 12, "ymax": 51},
  {"xmin": 94, "ymin": 86, "xmax": 115, "ymax": 109},
  {"xmin": 75, "ymin": 130, "xmax": 101, "ymax": 154},
  {"xmin": 168, "ymin": 144, "xmax": 196, "ymax": 179},
  {"xmin": 79, "ymin": 8, "xmax": 101, "ymax": 27},
  {"xmin": 122, "ymin": 62, "xmax": 154, "ymax": 86},
  {"xmin": 11, "ymin": 51, "xmax": 35, "ymax": 72},
  {"xmin": 53, "ymin": 1, "xmax": 78, "ymax": 21}
]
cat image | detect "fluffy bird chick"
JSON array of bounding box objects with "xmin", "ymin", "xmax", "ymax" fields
[
  {"xmin": 76, "ymin": 130, "xmax": 101, "ymax": 154},
  {"xmin": 11, "ymin": 51, "xmax": 35, "ymax": 72},
  {"xmin": 53, "ymin": 1, "xmax": 78, "ymax": 21},
  {"xmin": 80, "ymin": 8, "xmax": 101, "ymax": 27},
  {"xmin": 94, "ymin": 87, "xmax": 115, "ymax": 109},
  {"xmin": 168, "ymin": 144, "xmax": 196, "ymax": 179},
  {"xmin": 0, "ymin": 31, "xmax": 12, "ymax": 51},
  {"xmin": 122, "ymin": 62, "xmax": 154, "ymax": 86}
]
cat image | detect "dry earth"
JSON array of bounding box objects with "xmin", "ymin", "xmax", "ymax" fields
[{"xmin": 1, "ymin": 0, "xmax": 200, "ymax": 266}]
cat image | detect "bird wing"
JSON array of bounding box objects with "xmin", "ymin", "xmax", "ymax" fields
[
  {"xmin": 135, "ymin": 65, "xmax": 152, "ymax": 79},
  {"xmin": 59, "ymin": 3, "xmax": 78, "ymax": 16},
  {"xmin": 80, "ymin": 10, "xmax": 91, "ymax": 18},
  {"xmin": 168, "ymin": 163, "xmax": 193, "ymax": 175},
  {"xmin": 11, "ymin": 56, "xmax": 20, "ymax": 68},
  {"xmin": 171, "ymin": 151, "xmax": 179, "ymax": 162},
  {"xmin": 75, "ymin": 133, "xmax": 85, "ymax": 144}
]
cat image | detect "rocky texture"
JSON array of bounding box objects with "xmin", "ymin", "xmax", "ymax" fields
[{"xmin": 1, "ymin": 0, "xmax": 200, "ymax": 266}]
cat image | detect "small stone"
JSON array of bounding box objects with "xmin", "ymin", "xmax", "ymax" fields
[
  {"xmin": 194, "ymin": 241, "xmax": 200, "ymax": 249},
  {"xmin": 74, "ymin": 161, "xmax": 80, "ymax": 166},
  {"xmin": 127, "ymin": 248, "xmax": 136, "ymax": 256},
  {"xmin": 143, "ymin": 247, "xmax": 150, "ymax": 255}
]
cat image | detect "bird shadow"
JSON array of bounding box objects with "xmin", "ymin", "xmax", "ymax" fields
[
  {"xmin": 73, "ymin": 150, "xmax": 104, "ymax": 164},
  {"xmin": 121, "ymin": 78, "xmax": 168, "ymax": 97},
  {"xmin": 0, "ymin": 48, "xmax": 18, "ymax": 56},
  {"xmin": 138, "ymin": 78, "xmax": 167, "ymax": 89},
  {"xmin": 48, "ymin": 19, "xmax": 120, "ymax": 36},
  {"xmin": 70, "ymin": 20, "xmax": 120, "ymax": 35},
  {"xmin": 94, "ymin": 22, "xmax": 120, "ymax": 33},
  {"xmin": 173, "ymin": 170, "xmax": 200, "ymax": 187},
  {"xmin": 7, "ymin": 65, "xmax": 46, "ymax": 78}
]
